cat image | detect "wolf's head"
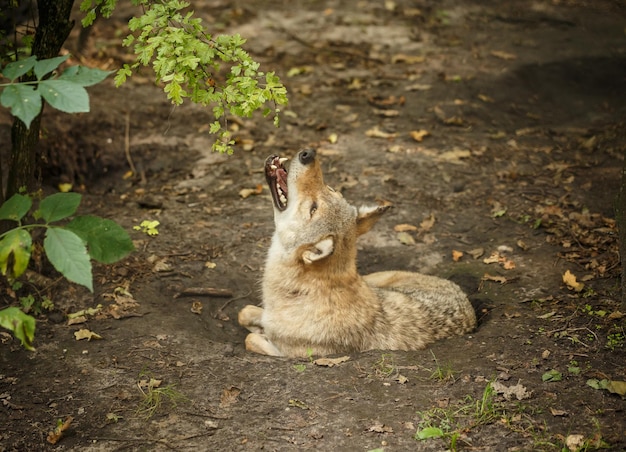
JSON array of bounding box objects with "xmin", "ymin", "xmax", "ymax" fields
[{"xmin": 264, "ymin": 149, "xmax": 391, "ymax": 267}]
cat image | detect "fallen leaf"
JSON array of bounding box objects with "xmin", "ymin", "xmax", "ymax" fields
[
  {"xmin": 565, "ymin": 434, "xmax": 586, "ymax": 452},
  {"xmin": 328, "ymin": 133, "xmax": 338, "ymax": 144},
  {"xmin": 365, "ymin": 126, "xmax": 397, "ymax": 139},
  {"xmin": 537, "ymin": 312, "xmax": 556, "ymax": 320},
  {"xmin": 608, "ymin": 311, "xmax": 624, "ymax": 320},
  {"xmin": 452, "ymin": 250, "xmax": 464, "ymax": 262},
  {"xmin": 405, "ymin": 83, "xmax": 431, "ymax": 91},
  {"xmin": 550, "ymin": 408, "xmax": 568, "ymax": 417},
  {"xmin": 373, "ymin": 108, "xmax": 399, "ymax": 117},
  {"xmin": 47, "ymin": 416, "xmax": 73, "ymax": 444},
  {"xmin": 219, "ymin": 386, "xmax": 241, "ymax": 408},
  {"xmin": 395, "ymin": 374, "xmax": 409, "ymax": 384},
  {"xmin": 482, "ymin": 273, "xmax": 509, "ymax": 284},
  {"xmin": 397, "ymin": 231, "xmax": 416, "ymax": 245},
  {"xmin": 467, "ymin": 248, "xmax": 484, "ymax": 259},
  {"xmin": 563, "ymin": 270, "xmax": 584, "ymax": 292},
  {"xmin": 191, "ymin": 301, "xmax": 203, "ymax": 315},
  {"xmin": 491, "ymin": 381, "xmax": 532, "ymax": 400},
  {"xmin": 288, "ymin": 398, "xmax": 309, "ymax": 409},
  {"xmin": 239, "ymin": 184, "xmax": 263, "ymax": 199},
  {"xmin": 483, "ymin": 252, "xmax": 501, "ymax": 264},
  {"xmin": 313, "ymin": 356, "xmax": 350, "ymax": 367},
  {"xmin": 391, "ymin": 53, "xmax": 425, "ymax": 64},
  {"xmin": 439, "ymin": 149, "xmax": 471, "ymax": 162},
  {"xmin": 542, "ymin": 349, "xmax": 551, "ymax": 359},
  {"xmin": 367, "ymin": 421, "xmax": 394, "ymax": 433},
  {"xmin": 410, "ymin": 129, "xmax": 430, "ymax": 142},
  {"xmin": 419, "ymin": 214, "xmax": 436, "ymax": 232},
  {"xmin": 542, "ymin": 369, "xmax": 562, "ymax": 382},
  {"xmin": 490, "ymin": 50, "xmax": 517, "ymax": 60},
  {"xmin": 477, "ymin": 94, "xmax": 494, "ymax": 103},
  {"xmin": 74, "ymin": 329, "xmax": 103, "ymax": 341},
  {"xmin": 394, "ymin": 223, "xmax": 418, "ymax": 232},
  {"xmin": 67, "ymin": 316, "xmax": 87, "ymax": 326},
  {"xmin": 516, "ymin": 240, "xmax": 528, "ymax": 251},
  {"xmin": 607, "ymin": 380, "xmax": 626, "ymax": 398}
]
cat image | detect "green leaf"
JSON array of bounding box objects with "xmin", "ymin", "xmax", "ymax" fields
[
  {"xmin": 0, "ymin": 229, "xmax": 32, "ymax": 278},
  {"xmin": 44, "ymin": 228, "xmax": 93, "ymax": 291},
  {"xmin": 0, "ymin": 194, "xmax": 32, "ymax": 221},
  {"xmin": 0, "ymin": 307, "xmax": 36, "ymax": 351},
  {"xmin": 38, "ymin": 192, "xmax": 82, "ymax": 223},
  {"xmin": 38, "ymin": 80, "xmax": 89, "ymax": 113},
  {"xmin": 66, "ymin": 215, "xmax": 134, "ymax": 264},
  {"xmin": 587, "ymin": 378, "xmax": 610, "ymax": 390},
  {"xmin": 58, "ymin": 65, "xmax": 112, "ymax": 87},
  {"xmin": 416, "ymin": 427, "xmax": 445, "ymax": 440},
  {"xmin": 542, "ymin": 369, "xmax": 563, "ymax": 382},
  {"xmin": 0, "ymin": 84, "xmax": 43, "ymax": 128},
  {"xmin": 1, "ymin": 55, "xmax": 37, "ymax": 81},
  {"xmin": 33, "ymin": 55, "xmax": 70, "ymax": 80}
]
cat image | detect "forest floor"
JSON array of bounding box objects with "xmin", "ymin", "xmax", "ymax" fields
[{"xmin": 1, "ymin": 0, "xmax": 625, "ymax": 450}]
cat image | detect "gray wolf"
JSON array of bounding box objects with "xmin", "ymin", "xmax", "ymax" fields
[{"xmin": 238, "ymin": 149, "xmax": 477, "ymax": 357}]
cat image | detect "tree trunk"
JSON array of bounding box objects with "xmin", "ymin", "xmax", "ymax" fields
[
  {"xmin": 4, "ymin": 0, "xmax": 75, "ymax": 200},
  {"xmin": 619, "ymin": 152, "xmax": 626, "ymax": 312}
]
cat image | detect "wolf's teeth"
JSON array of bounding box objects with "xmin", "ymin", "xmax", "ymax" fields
[
  {"xmin": 280, "ymin": 194, "xmax": 287, "ymax": 204},
  {"xmin": 279, "ymin": 157, "xmax": 288, "ymax": 165},
  {"xmin": 270, "ymin": 164, "xmax": 278, "ymax": 170}
]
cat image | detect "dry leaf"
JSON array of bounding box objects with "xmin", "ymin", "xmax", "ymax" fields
[
  {"xmin": 490, "ymin": 381, "xmax": 532, "ymax": 401},
  {"xmin": 410, "ymin": 129, "xmax": 430, "ymax": 142},
  {"xmin": 483, "ymin": 252, "xmax": 501, "ymax": 264},
  {"xmin": 373, "ymin": 108, "xmax": 399, "ymax": 117},
  {"xmin": 482, "ymin": 273, "xmax": 509, "ymax": 284},
  {"xmin": 502, "ymin": 259, "xmax": 516, "ymax": 270},
  {"xmin": 67, "ymin": 316, "xmax": 87, "ymax": 326},
  {"xmin": 396, "ymin": 374, "xmax": 409, "ymax": 384},
  {"xmin": 391, "ymin": 54, "xmax": 425, "ymax": 64},
  {"xmin": 439, "ymin": 149, "xmax": 471, "ymax": 162},
  {"xmin": 477, "ymin": 94, "xmax": 494, "ymax": 103},
  {"xmin": 467, "ymin": 248, "xmax": 485, "ymax": 259},
  {"xmin": 365, "ymin": 126, "xmax": 397, "ymax": 139},
  {"xmin": 239, "ymin": 184, "xmax": 263, "ymax": 199},
  {"xmin": 607, "ymin": 380, "xmax": 626, "ymax": 398},
  {"xmin": 219, "ymin": 386, "xmax": 241, "ymax": 408},
  {"xmin": 47, "ymin": 416, "xmax": 73, "ymax": 444},
  {"xmin": 397, "ymin": 231, "xmax": 416, "ymax": 245},
  {"xmin": 328, "ymin": 133, "xmax": 338, "ymax": 144},
  {"xmin": 405, "ymin": 83, "xmax": 431, "ymax": 91},
  {"xmin": 313, "ymin": 356, "xmax": 350, "ymax": 367},
  {"xmin": 394, "ymin": 223, "xmax": 418, "ymax": 232},
  {"xmin": 550, "ymin": 408, "xmax": 568, "ymax": 417},
  {"xmin": 565, "ymin": 434, "xmax": 586, "ymax": 452},
  {"xmin": 452, "ymin": 250, "xmax": 464, "ymax": 262},
  {"xmin": 490, "ymin": 50, "xmax": 517, "ymax": 60},
  {"xmin": 368, "ymin": 421, "xmax": 394, "ymax": 433},
  {"xmin": 205, "ymin": 261, "xmax": 217, "ymax": 269},
  {"xmin": 563, "ymin": 270, "xmax": 584, "ymax": 292},
  {"xmin": 420, "ymin": 214, "xmax": 436, "ymax": 232},
  {"xmin": 191, "ymin": 301, "xmax": 203, "ymax": 315},
  {"xmin": 74, "ymin": 329, "xmax": 102, "ymax": 341}
]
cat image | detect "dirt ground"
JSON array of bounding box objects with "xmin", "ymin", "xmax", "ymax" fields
[{"xmin": 1, "ymin": 0, "xmax": 626, "ymax": 450}]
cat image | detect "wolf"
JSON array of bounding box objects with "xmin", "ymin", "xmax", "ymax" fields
[{"xmin": 238, "ymin": 149, "xmax": 477, "ymax": 357}]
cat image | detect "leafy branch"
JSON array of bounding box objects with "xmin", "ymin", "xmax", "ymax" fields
[
  {"xmin": 0, "ymin": 54, "xmax": 112, "ymax": 128},
  {"xmin": 81, "ymin": 0, "xmax": 288, "ymax": 154}
]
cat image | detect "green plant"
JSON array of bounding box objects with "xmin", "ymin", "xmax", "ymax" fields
[
  {"xmin": 81, "ymin": 0, "xmax": 288, "ymax": 154},
  {"xmin": 373, "ymin": 353, "xmax": 396, "ymax": 378},
  {"xmin": 429, "ymin": 351, "xmax": 456, "ymax": 382},
  {"xmin": 136, "ymin": 375, "xmax": 186, "ymax": 419},
  {"xmin": 0, "ymin": 54, "xmax": 110, "ymax": 128},
  {"xmin": 0, "ymin": 191, "xmax": 133, "ymax": 349}
]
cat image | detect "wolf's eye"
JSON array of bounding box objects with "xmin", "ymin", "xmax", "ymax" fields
[{"xmin": 310, "ymin": 202, "xmax": 318, "ymax": 216}]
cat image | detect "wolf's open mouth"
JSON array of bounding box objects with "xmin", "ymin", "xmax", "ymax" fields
[{"xmin": 265, "ymin": 155, "xmax": 289, "ymax": 211}]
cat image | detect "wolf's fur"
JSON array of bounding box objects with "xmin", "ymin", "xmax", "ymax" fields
[{"xmin": 238, "ymin": 149, "xmax": 477, "ymax": 357}]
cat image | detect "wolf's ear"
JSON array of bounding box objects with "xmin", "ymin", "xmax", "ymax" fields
[
  {"xmin": 356, "ymin": 202, "xmax": 392, "ymax": 236},
  {"xmin": 302, "ymin": 236, "xmax": 335, "ymax": 264}
]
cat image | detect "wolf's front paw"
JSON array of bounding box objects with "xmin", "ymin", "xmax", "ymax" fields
[{"xmin": 238, "ymin": 305, "xmax": 264, "ymax": 333}]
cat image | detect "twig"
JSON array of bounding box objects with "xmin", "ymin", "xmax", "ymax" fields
[
  {"xmin": 124, "ymin": 111, "xmax": 140, "ymax": 182},
  {"xmin": 173, "ymin": 287, "xmax": 233, "ymax": 298},
  {"xmin": 220, "ymin": 289, "xmax": 253, "ymax": 311}
]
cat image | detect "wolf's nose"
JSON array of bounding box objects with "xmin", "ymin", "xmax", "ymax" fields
[{"xmin": 298, "ymin": 149, "xmax": 316, "ymax": 165}]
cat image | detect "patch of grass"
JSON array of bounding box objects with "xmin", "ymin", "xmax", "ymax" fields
[
  {"xmin": 373, "ymin": 353, "xmax": 396, "ymax": 378},
  {"xmin": 429, "ymin": 351, "xmax": 456, "ymax": 382},
  {"xmin": 136, "ymin": 375, "xmax": 187, "ymax": 419}
]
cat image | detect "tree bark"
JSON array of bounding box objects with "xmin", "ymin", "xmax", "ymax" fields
[
  {"xmin": 619, "ymin": 153, "xmax": 626, "ymax": 312},
  {"xmin": 5, "ymin": 0, "xmax": 75, "ymax": 200}
]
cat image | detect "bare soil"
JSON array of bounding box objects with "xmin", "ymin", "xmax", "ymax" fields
[{"xmin": 1, "ymin": 0, "xmax": 626, "ymax": 450}]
